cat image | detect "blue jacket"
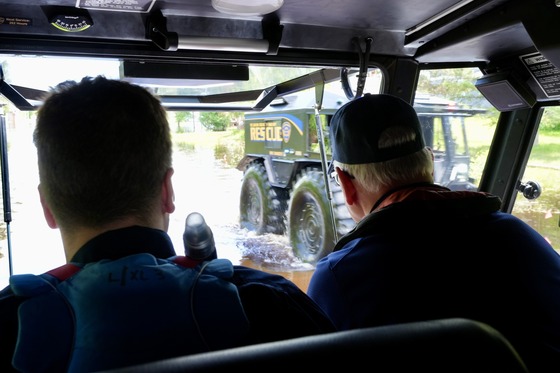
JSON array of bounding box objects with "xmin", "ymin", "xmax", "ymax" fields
[
  {"xmin": 0, "ymin": 226, "xmax": 335, "ymax": 372},
  {"xmin": 307, "ymin": 186, "xmax": 560, "ymax": 373}
]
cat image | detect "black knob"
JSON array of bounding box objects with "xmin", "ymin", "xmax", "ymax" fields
[
  {"xmin": 183, "ymin": 212, "xmax": 217, "ymax": 261},
  {"xmin": 518, "ymin": 180, "xmax": 542, "ymax": 200}
]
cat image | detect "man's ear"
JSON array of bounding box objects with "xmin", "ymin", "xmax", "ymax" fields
[
  {"xmin": 337, "ymin": 167, "xmax": 357, "ymax": 205},
  {"xmin": 162, "ymin": 168, "xmax": 176, "ymax": 214},
  {"xmin": 38, "ymin": 185, "xmax": 58, "ymax": 229}
]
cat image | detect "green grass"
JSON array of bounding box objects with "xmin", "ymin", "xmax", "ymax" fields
[
  {"xmin": 530, "ymin": 135, "xmax": 560, "ymax": 163},
  {"xmin": 464, "ymin": 117, "xmax": 560, "ymax": 186}
]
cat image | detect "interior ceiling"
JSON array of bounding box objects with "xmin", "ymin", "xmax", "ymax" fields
[{"xmin": 0, "ymin": 0, "xmax": 542, "ymax": 67}]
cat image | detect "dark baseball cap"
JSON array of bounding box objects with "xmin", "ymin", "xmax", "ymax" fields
[{"xmin": 330, "ymin": 93, "xmax": 425, "ymax": 164}]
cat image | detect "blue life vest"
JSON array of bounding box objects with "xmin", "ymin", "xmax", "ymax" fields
[{"xmin": 9, "ymin": 254, "xmax": 251, "ymax": 372}]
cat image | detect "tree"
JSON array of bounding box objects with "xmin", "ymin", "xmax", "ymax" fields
[
  {"xmin": 200, "ymin": 112, "xmax": 229, "ymax": 131},
  {"xmin": 174, "ymin": 111, "xmax": 193, "ymax": 133},
  {"xmin": 417, "ymin": 68, "xmax": 484, "ymax": 108}
]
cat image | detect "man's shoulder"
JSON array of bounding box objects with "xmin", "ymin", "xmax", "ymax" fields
[
  {"xmin": 231, "ymin": 265, "xmax": 299, "ymax": 289},
  {"xmin": 0, "ymin": 284, "xmax": 21, "ymax": 373},
  {"xmin": 230, "ymin": 265, "xmax": 337, "ymax": 337},
  {"xmin": 0, "ymin": 283, "xmax": 15, "ymax": 299},
  {"xmin": 0, "ymin": 283, "xmax": 22, "ymax": 315}
]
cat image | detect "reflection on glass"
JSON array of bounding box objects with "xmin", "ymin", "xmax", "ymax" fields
[{"xmin": 416, "ymin": 68, "xmax": 499, "ymax": 191}]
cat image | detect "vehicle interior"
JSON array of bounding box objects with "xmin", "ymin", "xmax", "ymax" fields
[{"xmin": 0, "ymin": 0, "xmax": 559, "ymax": 370}]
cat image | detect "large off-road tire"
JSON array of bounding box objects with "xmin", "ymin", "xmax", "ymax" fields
[
  {"xmin": 288, "ymin": 168, "xmax": 354, "ymax": 264},
  {"xmin": 239, "ymin": 162, "xmax": 285, "ymax": 235},
  {"xmin": 330, "ymin": 181, "xmax": 355, "ymax": 237}
]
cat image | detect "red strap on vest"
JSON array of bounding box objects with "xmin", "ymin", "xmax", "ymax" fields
[
  {"xmin": 171, "ymin": 255, "xmax": 202, "ymax": 268},
  {"xmin": 46, "ymin": 263, "xmax": 82, "ymax": 281},
  {"xmin": 45, "ymin": 256, "xmax": 201, "ymax": 281}
]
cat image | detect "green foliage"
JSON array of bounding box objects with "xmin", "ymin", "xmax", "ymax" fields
[
  {"xmin": 174, "ymin": 111, "xmax": 193, "ymax": 133},
  {"xmin": 214, "ymin": 140, "xmax": 244, "ymax": 167},
  {"xmin": 172, "ymin": 127, "xmax": 244, "ymax": 167},
  {"xmin": 308, "ymin": 114, "xmax": 331, "ymax": 153},
  {"xmin": 417, "ymin": 68, "xmax": 487, "ymax": 109},
  {"xmin": 222, "ymin": 126, "xmax": 245, "ymax": 164},
  {"xmin": 175, "ymin": 141, "xmax": 196, "ymax": 153},
  {"xmin": 530, "ymin": 142, "xmax": 560, "ymax": 163},
  {"xmin": 200, "ymin": 112, "xmax": 229, "ymax": 131},
  {"xmin": 540, "ymin": 106, "xmax": 560, "ymax": 132}
]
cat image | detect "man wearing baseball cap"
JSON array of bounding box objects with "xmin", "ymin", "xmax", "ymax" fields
[{"xmin": 307, "ymin": 93, "xmax": 560, "ymax": 373}]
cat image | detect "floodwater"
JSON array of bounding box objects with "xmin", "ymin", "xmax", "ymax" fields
[{"xmin": 0, "ymin": 131, "xmax": 316, "ymax": 291}]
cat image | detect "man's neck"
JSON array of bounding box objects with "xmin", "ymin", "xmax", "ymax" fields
[
  {"xmin": 369, "ymin": 181, "xmax": 437, "ymax": 213},
  {"xmin": 60, "ymin": 218, "xmax": 162, "ymax": 262}
]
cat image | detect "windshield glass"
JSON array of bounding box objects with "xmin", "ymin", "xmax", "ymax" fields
[{"xmin": 0, "ymin": 57, "xmax": 510, "ymax": 292}]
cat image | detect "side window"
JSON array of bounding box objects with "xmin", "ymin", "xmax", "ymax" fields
[
  {"xmin": 512, "ymin": 106, "xmax": 560, "ymax": 251},
  {"xmin": 416, "ymin": 68, "xmax": 499, "ymax": 191}
]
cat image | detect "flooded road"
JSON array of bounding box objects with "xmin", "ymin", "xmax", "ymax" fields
[{"xmin": 0, "ymin": 131, "xmax": 316, "ymax": 291}]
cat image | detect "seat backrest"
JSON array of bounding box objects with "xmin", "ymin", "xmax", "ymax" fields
[{"xmin": 100, "ymin": 318, "xmax": 529, "ymax": 373}]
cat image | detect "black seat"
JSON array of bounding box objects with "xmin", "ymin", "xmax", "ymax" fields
[{"xmin": 99, "ymin": 318, "xmax": 528, "ymax": 373}]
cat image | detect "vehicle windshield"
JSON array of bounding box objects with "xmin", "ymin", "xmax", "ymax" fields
[{"xmin": 1, "ymin": 55, "xmax": 557, "ymax": 292}]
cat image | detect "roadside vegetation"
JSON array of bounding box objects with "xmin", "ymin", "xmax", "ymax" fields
[{"xmin": 173, "ymin": 126, "xmax": 244, "ymax": 168}]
